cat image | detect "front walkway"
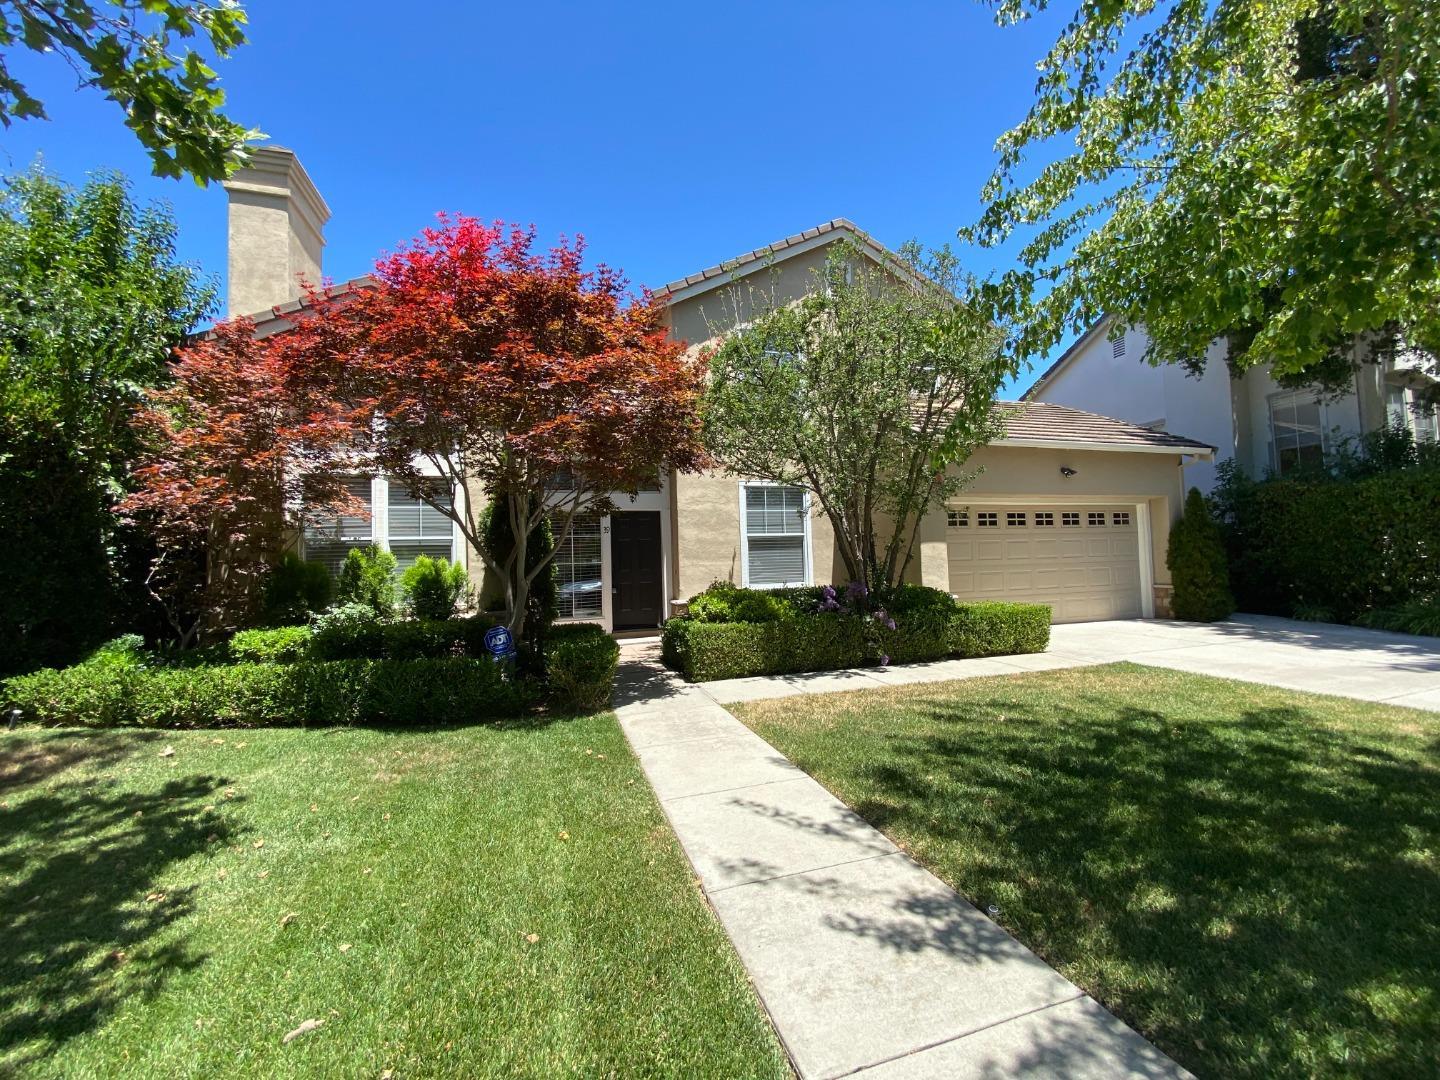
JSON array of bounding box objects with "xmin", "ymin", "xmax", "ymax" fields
[
  {"xmin": 702, "ymin": 614, "xmax": 1440, "ymax": 712},
  {"xmin": 614, "ymin": 649, "xmax": 1191, "ymax": 1080}
]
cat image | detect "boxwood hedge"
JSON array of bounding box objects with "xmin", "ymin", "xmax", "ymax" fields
[
  {"xmin": 5, "ymin": 656, "xmax": 533, "ymax": 728},
  {"xmin": 662, "ymin": 584, "xmax": 1050, "ymax": 682}
]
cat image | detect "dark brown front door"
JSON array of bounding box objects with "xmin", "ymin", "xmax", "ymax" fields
[{"xmin": 611, "ymin": 511, "xmax": 662, "ymax": 630}]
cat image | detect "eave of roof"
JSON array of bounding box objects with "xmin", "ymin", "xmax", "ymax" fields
[{"xmin": 652, "ymin": 218, "xmax": 924, "ymax": 304}]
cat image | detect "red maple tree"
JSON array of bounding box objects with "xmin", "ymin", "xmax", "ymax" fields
[
  {"xmin": 132, "ymin": 216, "xmax": 708, "ymax": 640},
  {"xmin": 284, "ymin": 216, "xmax": 709, "ymax": 635},
  {"xmin": 123, "ymin": 318, "xmax": 364, "ymax": 644}
]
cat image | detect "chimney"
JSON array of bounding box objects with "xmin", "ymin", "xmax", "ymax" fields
[{"xmin": 222, "ymin": 146, "xmax": 331, "ymax": 317}]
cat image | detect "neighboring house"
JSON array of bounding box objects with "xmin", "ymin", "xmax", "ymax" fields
[
  {"xmin": 1025, "ymin": 317, "xmax": 1439, "ymax": 494},
  {"xmin": 223, "ymin": 148, "xmax": 1215, "ymax": 628}
]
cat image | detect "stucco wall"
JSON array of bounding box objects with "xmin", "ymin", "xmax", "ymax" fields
[
  {"xmin": 664, "ymin": 244, "xmax": 840, "ymax": 348},
  {"xmin": 1033, "ymin": 324, "xmax": 1234, "ymax": 493},
  {"xmin": 672, "ymin": 469, "xmax": 839, "ymax": 601}
]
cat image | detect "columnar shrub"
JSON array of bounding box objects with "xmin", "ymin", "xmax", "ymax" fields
[
  {"xmin": 401, "ymin": 555, "xmax": 469, "ymax": 620},
  {"xmin": 336, "ymin": 546, "xmax": 398, "ymax": 617},
  {"xmin": 1167, "ymin": 488, "xmax": 1235, "ymax": 622}
]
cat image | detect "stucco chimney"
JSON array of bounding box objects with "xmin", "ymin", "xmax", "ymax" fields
[{"xmin": 221, "ymin": 146, "xmax": 330, "ymax": 317}]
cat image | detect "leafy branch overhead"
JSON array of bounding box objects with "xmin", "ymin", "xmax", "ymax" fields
[
  {"xmin": 969, "ymin": 0, "xmax": 1440, "ymax": 398},
  {"xmin": 0, "ymin": 0, "xmax": 260, "ymax": 183}
]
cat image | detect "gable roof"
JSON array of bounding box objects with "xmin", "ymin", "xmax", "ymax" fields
[
  {"xmin": 993, "ymin": 400, "xmax": 1213, "ymax": 456},
  {"xmin": 1020, "ymin": 315, "xmax": 1115, "ymax": 401},
  {"xmin": 654, "ymin": 218, "xmax": 913, "ymax": 304}
]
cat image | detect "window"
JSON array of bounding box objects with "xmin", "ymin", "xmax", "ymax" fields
[
  {"xmin": 388, "ymin": 481, "xmax": 456, "ymax": 573},
  {"xmin": 1087, "ymin": 512, "xmax": 1106, "ymax": 526},
  {"xmin": 947, "ymin": 510, "xmax": 968, "ymax": 528},
  {"xmin": 1062, "ymin": 512, "xmax": 1080, "ymax": 527},
  {"xmin": 553, "ymin": 514, "xmax": 602, "ymax": 620},
  {"xmin": 1112, "ymin": 511, "xmax": 1131, "ymax": 526},
  {"xmin": 1112, "ymin": 336, "xmax": 1126, "ymax": 358},
  {"xmin": 1269, "ymin": 391, "xmax": 1324, "ymax": 474},
  {"xmin": 743, "ymin": 484, "xmax": 808, "ymax": 587},
  {"xmin": 977, "ymin": 512, "xmax": 998, "ymax": 527},
  {"xmin": 304, "ymin": 477, "xmax": 374, "ymax": 575},
  {"xmin": 1388, "ymin": 383, "xmax": 1440, "ymax": 443},
  {"xmin": 1034, "ymin": 512, "xmax": 1054, "ymax": 527},
  {"xmin": 303, "ymin": 476, "xmax": 459, "ymax": 577},
  {"xmin": 1006, "ymin": 512, "xmax": 1027, "ymax": 527}
]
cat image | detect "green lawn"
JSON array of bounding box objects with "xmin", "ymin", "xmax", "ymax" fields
[
  {"xmin": 0, "ymin": 716, "xmax": 790, "ymax": 1078},
  {"xmin": 734, "ymin": 663, "xmax": 1440, "ymax": 1080}
]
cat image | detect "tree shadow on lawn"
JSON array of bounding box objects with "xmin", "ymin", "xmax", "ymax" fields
[
  {"xmin": 0, "ymin": 731, "xmax": 239, "ymax": 1071},
  {"xmin": 839, "ymin": 696, "xmax": 1440, "ymax": 1079}
]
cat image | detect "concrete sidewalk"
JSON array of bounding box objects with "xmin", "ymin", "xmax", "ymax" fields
[
  {"xmin": 700, "ymin": 614, "xmax": 1440, "ymax": 712},
  {"xmin": 614, "ymin": 652, "xmax": 1191, "ymax": 1080}
]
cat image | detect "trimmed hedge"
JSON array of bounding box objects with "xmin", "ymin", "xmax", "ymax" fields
[
  {"xmin": 1215, "ymin": 461, "xmax": 1440, "ymax": 622},
  {"xmin": 543, "ymin": 623, "xmax": 619, "ymax": 712},
  {"xmin": 228, "ymin": 625, "xmax": 313, "ymax": 664},
  {"xmin": 5, "ymin": 656, "xmax": 532, "ymax": 728},
  {"xmin": 662, "ymin": 586, "xmax": 1051, "ymax": 682},
  {"xmin": 308, "ymin": 613, "xmax": 500, "ymax": 661}
]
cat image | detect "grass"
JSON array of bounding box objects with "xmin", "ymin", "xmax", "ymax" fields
[
  {"xmin": 734, "ymin": 662, "xmax": 1440, "ymax": 1079},
  {"xmin": 0, "ymin": 715, "xmax": 790, "ymax": 1079}
]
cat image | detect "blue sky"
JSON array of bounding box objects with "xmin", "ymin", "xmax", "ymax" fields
[{"xmin": 0, "ymin": 0, "xmax": 1072, "ymax": 396}]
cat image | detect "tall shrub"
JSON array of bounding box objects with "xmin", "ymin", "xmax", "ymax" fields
[
  {"xmin": 336, "ymin": 546, "xmax": 398, "ymax": 617},
  {"xmin": 1168, "ymin": 488, "xmax": 1235, "ymax": 622},
  {"xmin": 401, "ymin": 556, "xmax": 468, "ymax": 621}
]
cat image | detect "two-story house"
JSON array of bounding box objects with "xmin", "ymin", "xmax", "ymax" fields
[
  {"xmin": 1025, "ymin": 317, "xmax": 1438, "ymax": 493},
  {"xmin": 223, "ymin": 147, "xmax": 1217, "ymax": 626}
]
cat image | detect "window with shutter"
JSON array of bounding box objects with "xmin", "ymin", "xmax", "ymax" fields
[
  {"xmin": 743, "ymin": 484, "xmax": 808, "ymax": 588},
  {"xmin": 303, "ymin": 477, "xmax": 374, "ymax": 576},
  {"xmin": 388, "ymin": 481, "xmax": 455, "ymax": 572},
  {"xmin": 553, "ymin": 514, "xmax": 603, "ymax": 619}
]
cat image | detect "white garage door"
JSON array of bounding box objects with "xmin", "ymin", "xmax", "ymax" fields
[{"xmin": 946, "ymin": 505, "xmax": 1143, "ymax": 623}]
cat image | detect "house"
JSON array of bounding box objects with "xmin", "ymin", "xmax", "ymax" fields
[
  {"xmin": 224, "ymin": 147, "xmax": 1215, "ymax": 627},
  {"xmin": 1024, "ymin": 317, "xmax": 1439, "ymax": 494}
]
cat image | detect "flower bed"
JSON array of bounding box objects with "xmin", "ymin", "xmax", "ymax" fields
[{"xmin": 662, "ymin": 582, "xmax": 1050, "ymax": 682}]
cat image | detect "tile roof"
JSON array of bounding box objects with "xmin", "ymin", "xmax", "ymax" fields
[
  {"xmin": 993, "ymin": 400, "xmax": 1214, "ymax": 453},
  {"xmin": 654, "ymin": 218, "xmax": 898, "ymax": 297}
]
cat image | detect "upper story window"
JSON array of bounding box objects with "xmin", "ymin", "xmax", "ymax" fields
[
  {"xmin": 1269, "ymin": 391, "xmax": 1325, "ymax": 474},
  {"xmin": 742, "ymin": 484, "xmax": 808, "ymax": 588}
]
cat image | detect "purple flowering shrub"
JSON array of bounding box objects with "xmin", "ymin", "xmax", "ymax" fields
[{"xmin": 814, "ymin": 581, "xmax": 899, "ymax": 666}]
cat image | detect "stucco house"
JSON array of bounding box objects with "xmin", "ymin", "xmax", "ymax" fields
[
  {"xmin": 224, "ymin": 147, "xmax": 1214, "ymax": 629},
  {"xmin": 1025, "ymin": 317, "xmax": 1440, "ymax": 494}
]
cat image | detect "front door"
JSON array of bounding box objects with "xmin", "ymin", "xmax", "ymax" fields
[{"xmin": 611, "ymin": 511, "xmax": 663, "ymax": 630}]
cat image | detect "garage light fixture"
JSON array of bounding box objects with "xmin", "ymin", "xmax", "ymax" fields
[{"xmin": 1060, "ymin": 466, "xmax": 1078, "ymax": 478}]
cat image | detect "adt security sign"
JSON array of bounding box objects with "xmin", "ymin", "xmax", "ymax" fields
[{"xmin": 483, "ymin": 625, "xmax": 516, "ymax": 662}]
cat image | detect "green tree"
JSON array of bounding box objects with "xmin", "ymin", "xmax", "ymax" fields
[
  {"xmin": 968, "ymin": 0, "xmax": 1440, "ymax": 401},
  {"xmin": 702, "ymin": 240, "xmax": 1011, "ymax": 590},
  {"xmin": 0, "ymin": 166, "xmax": 215, "ymax": 671},
  {"xmin": 1168, "ymin": 488, "xmax": 1235, "ymax": 622},
  {"xmin": 0, "ymin": 0, "xmax": 259, "ymax": 183}
]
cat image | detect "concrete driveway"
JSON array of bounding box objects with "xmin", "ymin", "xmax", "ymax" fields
[{"xmin": 1049, "ymin": 614, "xmax": 1440, "ymax": 712}]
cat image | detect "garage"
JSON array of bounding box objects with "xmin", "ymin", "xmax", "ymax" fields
[{"xmin": 946, "ymin": 503, "xmax": 1144, "ymax": 622}]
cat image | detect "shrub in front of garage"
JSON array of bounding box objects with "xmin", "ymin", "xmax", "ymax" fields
[{"xmin": 661, "ymin": 582, "xmax": 1050, "ymax": 682}]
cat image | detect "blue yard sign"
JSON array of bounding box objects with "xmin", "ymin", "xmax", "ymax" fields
[{"xmin": 483, "ymin": 625, "xmax": 516, "ymax": 662}]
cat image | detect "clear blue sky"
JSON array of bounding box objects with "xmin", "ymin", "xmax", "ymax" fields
[{"xmin": 0, "ymin": 0, "xmax": 1073, "ymax": 396}]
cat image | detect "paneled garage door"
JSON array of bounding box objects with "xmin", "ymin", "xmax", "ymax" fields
[{"xmin": 946, "ymin": 505, "xmax": 1142, "ymax": 623}]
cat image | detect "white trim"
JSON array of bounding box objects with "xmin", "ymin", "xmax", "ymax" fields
[
  {"xmin": 737, "ymin": 480, "xmax": 813, "ymax": 589},
  {"xmin": 1136, "ymin": 501, "xmax": 1156, "ymax": 619},
  {"xmin": 991, "ymin": 438, "xmax": 1214, "ymax": 459}
]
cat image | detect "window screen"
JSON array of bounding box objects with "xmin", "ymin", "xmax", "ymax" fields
[
  {"xmin": 388, "ymin": 482, "xmax": 455, "ymax": 572},
  {"xmin": 744, "ymin": 485, "xmax": 807, "ymax": 587},
  {"xmin": 554, "ymin": 514, "xmax": 603, "ymax": 620},
  {"xmin": 303, "ymin": 477, "xmax": 374, "ymax": 576}
]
